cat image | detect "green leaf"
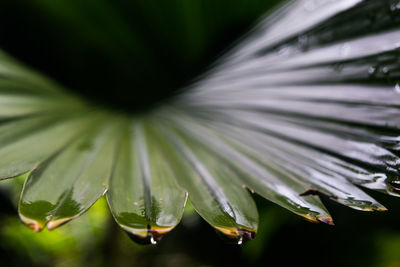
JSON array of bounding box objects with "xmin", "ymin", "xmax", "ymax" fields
[
  {"xmin": 163, "ymin": 110, "xmax": 332, "ymax": 225},
  {"xmin": 213, "ymin": 122, "xmax": 387, "ymax": 211},
  {"xmin": 107, "ymin": 119, "xmax": 187, "ymax": 244},
  {"xmin": 159, "ymin": 122, "xmax": 259, "ymax": 243},
  {"xmin": 19, "ymin": 116, "xmax": 120, "ymax": 232},
  {"xmin": 0, "ymin": 114, "xmax": 101, "ymax": 179},
  {"xmin": 0, "ymin": 0, "xmax": 399, "ymax": 246}
]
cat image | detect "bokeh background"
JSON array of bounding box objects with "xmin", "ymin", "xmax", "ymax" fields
[
  {"xmin": 0, "ymin": 1, "xmax": 399, "ymax": 266},
  {"xmin": 1, "ymin": 176, "xmax": 400, "ymax": 267}
]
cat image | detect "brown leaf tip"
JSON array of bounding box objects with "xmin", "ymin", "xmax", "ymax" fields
[
  {"xmin": 47, "ymin": 218, "xmax": 72, "ymax": 230},
  {"xmin": 19, "ymin": 214, "xmax": 44, "ymax": 232},
  {"xmin": 377, "ymin": 206, "xmax": 388, "ymax": 212},
  {"xmin": 239, "ymin": 228, "xmax": 256, "ymax": 241},
  {"xmin": 148, "ymin": 226, "xmax": 174, "ymax": 244},
  {"xmin": 318, "ymin": 217, "xmax": 335, "ymax": 226}
]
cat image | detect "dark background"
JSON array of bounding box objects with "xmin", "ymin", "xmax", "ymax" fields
[
  {"xmin": 0, "ymin": 0, "xmax": 281, "ymax": 111},
  {"xmin": 2, "ymin": 180, "xmax": 400, "ymax": 267},
  {"xmin": 0, "ymin": 1, "xmax": 399, "ymax": 266}
]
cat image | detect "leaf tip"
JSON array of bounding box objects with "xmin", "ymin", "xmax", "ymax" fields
[
  {"xmin": 47, "ymin": 217, "xmax": 71, "ymax": 230},
  {"xmin": 303, "ymin": 214, "xmax": 334, "ymax": 226},
  {"xmin": 318, "ymin": 217, "xmax": 335, "ymax": 226},
  {"xmin": 214, "ymin": 226, "xmax": 257, "ymax": 244},
  {"xmin": 19, "ymin": 214, "xmax": 45, "ymax": 232},
  {"xmin": 120, "ymin": 224, "xmax": 174, "ymax": 245},
  {"xmin": 239, "ymin": 228, "xmax": 257, "ymax": 241},
  {"xmin": 377, "ymin": 206, "xmax": 388, "ymax": 212},
  {"xmin": 214, "ymin": 226, "xmax": 240, "ymax": 238}
]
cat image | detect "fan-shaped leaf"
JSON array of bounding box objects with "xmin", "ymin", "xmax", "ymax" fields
[
  {"xmin": 107, "ymin": 119, "xmax": 187, "ymax": 244},
  {"xmin": 158, "ymin": 121, "xmax": 259, "ymax": 243},
  {"xmin": 19, "ymin": 116, "xmax": 120, "ymax": 232}
]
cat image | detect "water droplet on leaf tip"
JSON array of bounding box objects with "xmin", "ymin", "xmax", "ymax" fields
[{"xmin": 395, "ymin": 83, "xmax": 400, "ymax": 94}]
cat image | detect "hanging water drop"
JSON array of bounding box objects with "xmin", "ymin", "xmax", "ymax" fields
[
  {"xmin": 237, "ymin": 236, "xmax": 243, "ymax": 245},
  {"xmin": 150, "ymin": 236, "xmax": 157, "ymax": 245},
  {"xmin": 395, "ymin": 83, "xmax": 400, "ymax": 94}
]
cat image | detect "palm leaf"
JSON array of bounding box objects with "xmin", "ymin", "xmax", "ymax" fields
[{"xmin": 0, "ymin": 0, "xmax": 399, "ymax": 244}]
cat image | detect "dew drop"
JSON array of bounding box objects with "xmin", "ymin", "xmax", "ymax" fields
[
  {"xmin": 368, "ymin": 66, "xmax": 377, "ymax": 76},
  {"xmin": 237, "ymin": 236, "xmax": 243, "ymax": 245},
  {"xmin": 150, "ymin": 236, "xmax": 157, "ymax": 245},
  {"xmin": 382, "ymin": 66, "xmax": 390, "ymax": 75},
  {"xmin": 389, "ymin": 180, "xmax": 400, "ymax": 191},
  {"xmin": 390, "ymin": 1, "xmax": 400, "ymax": 11},
  {"xmin": 339, "ymin": 43, "xmax": 350, "ymax": 57},
  {"xmin": 277, "ymin": 45, "xmax": 293, "ymax": 56},
  {"xmin": 297, "ymin": 35, "xmax": 309, "ymax": 51},
  {"xmin": 395, "ymin": 83, "xmax": 400, "ymax": 94},
  {"xmin": 303, "ymin": 0, "xmax": 334, "ymax": 12}
]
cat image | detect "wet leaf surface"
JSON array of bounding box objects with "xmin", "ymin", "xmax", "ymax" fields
[{"xmin": 0, "ymin": 0, "xmax": 399, "ymax": 245}]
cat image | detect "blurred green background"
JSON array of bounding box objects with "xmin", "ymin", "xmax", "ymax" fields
[
  {"xmin": 0, "ymin": 0, "xmax": 400, "ymax": 266},
  {"xmin": 0, "ymin": 0, "xmax": 281, "ymax": 111},
  {"xmin": 2, "ymin": 177, "xmax": 400, "ymax": 267}
]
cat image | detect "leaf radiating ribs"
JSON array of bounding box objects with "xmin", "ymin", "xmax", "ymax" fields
[
  {"xmin": 19, "ymin": 116, "xmax": 120, "ymax": 232},
  {"xmin": 207, "ymin": 121, "xmax": 386, "ymax": 211},
  {"xmin": 157, "ymin": 121, "xmax": 259, "ymax": 242},
  {"xmin": 160, "ymin": 109, "xmax": 332, "ymax": 225},
  {"xmin": 107, "ymin": 119, "xmax": 187, "ymax": 244},
  {"xmin": 215, "ymin": 0, "xmax": 364, "ymax": 69},
  {"xmin": 0, "ymin": 113, "xmax": 103, "ymax": 179}
]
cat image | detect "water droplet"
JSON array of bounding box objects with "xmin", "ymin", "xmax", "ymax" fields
[
  {"xmin": 237, "ymin": 236, "xmax": 243, "ymax": 245},
  {"xmin": 390, "ymin": 1, "xmax": 400, "ymax": 11},
  {"xmin": 297, "ymin": 35, "xmax": 309, "ymax": 51},
  {"xmin": 395, "ymin": 83, "xmax": 400, "ymax": 94},
  {"xmin": 339, "ymin": 43, "xmax": 350, "ymax": 57},
  {"xmin": 277, "ymin": 45, "xmax": 294, "ymax": 56},
  {"xmin": 382, "ymin": 66, "xmax": 390, "ymax": 75},
  {"xmin": 368, "ymin": 66, "xmax": 377, "ymax": 76},
  {"xmin": 389, "ymin": 180, "xmax": 400, "ymax": 191},
  {"xmin": 124, "ymin": 228, "xmax": 165, "ymax": 245},
  {"xmin": 150, "ymin": 236, "xmax": 157, "ymax": 245}
]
